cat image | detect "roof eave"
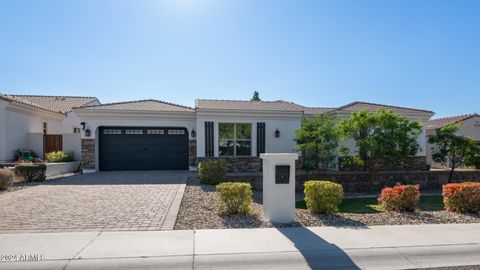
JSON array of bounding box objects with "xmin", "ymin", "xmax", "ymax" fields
[
  {"xmin": 74, "ymin": 108, "xmax": 196, "ymax": 119},
  {"xmin": 6, "ymin": 102, "xmax": 65, "ymax": 120},
  {"xmin": 195, "ymin": 107, "xmax": 304, "ymax": 114}
]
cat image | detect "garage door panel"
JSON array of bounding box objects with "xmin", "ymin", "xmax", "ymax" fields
[{"xmin": 99, "ymin": 127, "xmax": 188, "ymax": 171}]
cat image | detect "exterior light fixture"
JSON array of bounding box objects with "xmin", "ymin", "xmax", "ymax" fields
[
  {"xmin": 275, "ymin": 128, "xmax": 280, "ymax": 138},
  {"xmin": 84, "ymin": 128, "xmax": 91, "ymax": 137},
  {"xmin": 191, "ymin": 128, "xmax": 196, "ymax": 138},
  {"xmin": 80, "ymin": 122, "xmax": 86, "ymax": 130}
]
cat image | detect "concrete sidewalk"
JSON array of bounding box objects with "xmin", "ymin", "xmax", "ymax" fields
[{"xmin": 0, "ymin": 223, "xmax": 479, "ymax": 270}]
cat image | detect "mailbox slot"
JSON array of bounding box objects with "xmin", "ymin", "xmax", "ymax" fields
[{"xmin": 275, "ymin": 165, "xmax": 290, "ymax": 184}]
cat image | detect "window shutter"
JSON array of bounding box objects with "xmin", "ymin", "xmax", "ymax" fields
[
  {"xmin": 257, "ymin": 122, "xmax": 265, "ymax": 156},
  {"xmin": 205, "ymin": 122, "xmax": 214, "ymax": 157}
]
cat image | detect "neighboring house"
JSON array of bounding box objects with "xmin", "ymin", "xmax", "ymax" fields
[
  {"xmin": 73, "ymin": 99, "xmax": 434, "ymax": 172},
  {"xmin": 0, "ymin": 94, "xmax": 99, "ymax": 162},
  {"xmin": 426, "ymin": 113, "xmax": 480, "ymax": 168},
  {"xmin": 330, "ymin": 102, "xmax": 434, "ymax": 170}
]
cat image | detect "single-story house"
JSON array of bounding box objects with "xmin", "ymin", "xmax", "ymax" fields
[
  {"xmin": 0, "ymin": 93, "xmax": 435, "ymax": 171},
  {"xmin": 0, "ymin": 94, "xmax": 99, "ymax": 162},
  {"xmin": 73, "ymin": 98, "xmax": 434, "ymax": 172},
  {"xmin": 426, "ymin": 113, "xmax": 480, "ymax": 168}
]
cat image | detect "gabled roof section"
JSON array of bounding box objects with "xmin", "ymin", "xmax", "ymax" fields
[
  {"xmin": 332, "ymin": 101, "xmax": 434, "ymax": 114},
  {"xmin": 76, "ymin": 99, "xmax": 194, "ymax": 112},
  {"xmin": 427, "ymin": 113, "xmax": 479, "ymax": 130},
  {"xmin": 196, "ymin": 99, "xmax": 303, "ymax": 112},
  {"xmin": 9, "ymin": 94, "xmax": 99, "ymax": 113}
]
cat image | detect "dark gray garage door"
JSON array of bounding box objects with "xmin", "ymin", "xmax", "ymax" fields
[{"xmin": 99, "ymin": 127, "xmax": 189, "ymax": 171}]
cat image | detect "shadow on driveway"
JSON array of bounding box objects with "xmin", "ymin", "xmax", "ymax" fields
[
  {"xmin": 276, "ymin": 226, "xmax": 361, "ymax": 269},
  {"xmin": 44, "ymin": 171, "xmax": 189, "ymax": 185}
]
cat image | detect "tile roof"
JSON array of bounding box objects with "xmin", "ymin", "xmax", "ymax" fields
[
  {"xmin": 293, "ymin": 104, "xmax": 336, "ymax": 115},
  {"xmin": 9, "ymin": 95, "xmax": 98, "ymax": 113},
  {"xmin": 76, "ymin": 99, "xmax": 194, "ymax": 112},
  {"xmin": 0, "ymin": 94, "xmax": 52, "ymax": 112},
  {"xmin": 0, "ymin": 93, "xmax": 98, "ymax": 114},
  {"xmin": 195, "ymin": 99, "xmax": 433, "ymax": 115},
  {"xmin": 332, "ymin": 101, "xmax": 434, "ymax": 114},
  {"xmin": 196, "ymin": 99, "xmax": 304, "ymax": 112},
  {"xmin": 427, "ymin": 114, "xmax": 479, "ymax": 130}
]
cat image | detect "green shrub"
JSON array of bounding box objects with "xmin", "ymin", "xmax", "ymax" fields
[
  {"xmin": 304, "ymin": 180, "xmax": 344, "ymax": 214},
  {"xmin": 443, "ymin": 182, "xmax": 480, "ymax": 213},
  {"xmin": 216, "ymin": 182, "xmax": 253, "ymax": 215},
  {"xmin": 15, "ymin": 164, "xmax": 46, "ymax": 182},
  {"xmin": 378, "ymin": 184, "xmax": 420, "ymax": 212},
  {"xmin": 198, "ymin": 159, "xmax": 227, "ymax": 185},
  {"xmin": 45, "ymin": 151, "xmax": 74, "ymax": 163},
  {"xmin": 0, "ymin": 169, "xmax": 14, "ymax": 190}
]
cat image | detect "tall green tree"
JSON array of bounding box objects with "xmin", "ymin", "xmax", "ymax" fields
[
  {"xmin": 295, "ymin": 114, "xmax": 340, "ymax": 172},
  {"xmin": 250, "ymin": 91, "xmax": 261, "ymax": 101},
  {"xmin": 338, "ymin": 109, "xmax": 422, "ymax": 175},
  {"xmin": 428, "ymin": 123, "xmax": 480, "ymax": 182}
]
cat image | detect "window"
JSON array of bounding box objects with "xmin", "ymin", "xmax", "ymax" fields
[
  {"xmin": 73, "ymin": 127, "xmax": 81, "ymax": 134},
  {"xmin": 147, "ymin": 129, "xmax": 164, "ymax": 135},
  {"xmin": 168, "ymin": 129, "xmax": 185, "ymax": 135},
  {"xmin": 219, "ymin": 123, "xmax": 252, "ymax": 156},
  {"xmin": 103, "ymin": 129, "xmax": 122, "ymax": 135},
  {"xmin": 125, "ymin": 129, "xmax": 143, "ymax": 135}
]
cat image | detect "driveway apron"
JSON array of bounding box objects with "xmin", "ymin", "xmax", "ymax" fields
[{"xmin": 0, "ymin": 171, "xmax": 188, "ymax": 233}]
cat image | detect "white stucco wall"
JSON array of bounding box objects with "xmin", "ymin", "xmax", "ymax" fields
[
  {"xmin": 4, "ymin": 109, "xmax": 43, "ymax": 160},
  {"xmin": 196, "ymin": 112, "xmax": 302, "ymax": 157},
  {"xmin": 0, "ymin": 100, "xmax": 7, "ymax": 161},
  {"xmin": 264, "ymin": 119, "xmax": 301, "ymax": 153},
  {"xmin": 63, "ymin": 133, "xmax": 81, "ymax": 161},
  {"xmin": 0, "ymin": 103, "xmax": 83, "ymax": 161},
  {"xmin": 27, "ymin": 133, "xmax": 44, "ymax": 158},
  {"xmin": 62, "ymin": 112, "xmax": 83, "ymax": 134}
]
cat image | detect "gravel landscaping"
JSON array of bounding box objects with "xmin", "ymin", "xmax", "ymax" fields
[{"xmin": 174, "ymin": 177, "xmax": 480, "ymax": 230}]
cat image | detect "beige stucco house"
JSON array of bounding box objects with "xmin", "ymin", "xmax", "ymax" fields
[{"xmin": 426, "ymin": 113, "xmax": 480, "ymax": 168}]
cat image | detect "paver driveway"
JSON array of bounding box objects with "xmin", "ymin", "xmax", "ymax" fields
[{"xmin": 0, "ymin": 171, "xmax": 188, "ymax": 233}]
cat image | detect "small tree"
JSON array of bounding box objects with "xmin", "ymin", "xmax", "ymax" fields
[
  {"xmin": 428, "ymin": 124, "xmax": 480, "ymax": 183},
  {"xmin": 295, "ymin": 114, "xmax": 340, "ymax": 172},
  {"xmin": 250, "ymin": 91, "xmax": 261, "ymax": 101},
  {"xmin": 338, "ymin": 109, "xmax": 422, "ymax": 176}
]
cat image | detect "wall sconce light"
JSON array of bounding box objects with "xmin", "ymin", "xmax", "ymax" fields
[
  {"xmin": 275, "ymin": 128, "xmax": 280, "ymax": 138},
  {"xmin": 84, "ymin": 128, "xmax": 91, "ymax": 137},
  {"xmin": 80, "ymin": 122, "xmax": 86, "ymax": 130},
  {"xmin": 191, "ymin": 128, "xmax": 196, "ymax": 138}
]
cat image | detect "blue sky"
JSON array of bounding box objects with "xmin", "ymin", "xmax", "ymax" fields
[{"xmin": 1, "ymin": 0, "xmax": 479, "ymax": 117}]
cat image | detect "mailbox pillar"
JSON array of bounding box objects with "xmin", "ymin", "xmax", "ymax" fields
[{"xmin": 260, "ymin": 153, "xmax": 299, "ymax": 223}]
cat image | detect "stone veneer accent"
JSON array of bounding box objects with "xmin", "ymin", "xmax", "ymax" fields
[
  {"xmin": 225, "ymin": 170, "xmax": 480, "ymax": 194},
  {"xmin": 197, "ymin": 156, "xmax": 302, "ymax": 172},
  {"xmin": 338, "ymin": 156, "xmax": 428, "ymax": 171},
  {"xmin": 189, "ymin": 139, "xmax": 197, "ymax": 166},
  {"xmin": 81, "ymin": 139, "xmax": 95, "ymax": 169}
]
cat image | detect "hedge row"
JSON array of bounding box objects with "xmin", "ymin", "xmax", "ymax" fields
[{"xmin": 302, "ymin": 181, "xmax": 479, "ymax": 214}]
